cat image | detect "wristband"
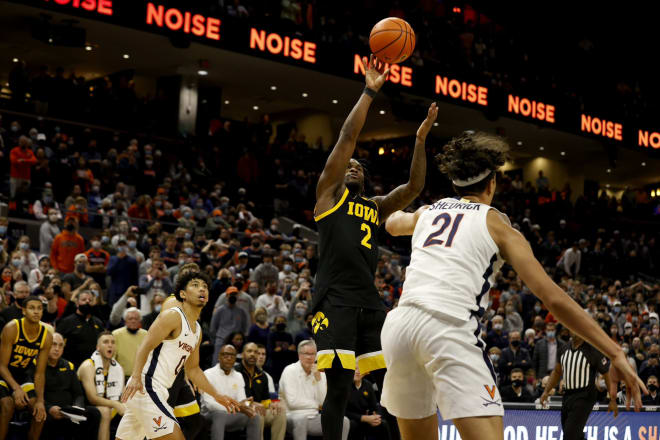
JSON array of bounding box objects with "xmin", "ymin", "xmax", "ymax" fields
[{"xmin": 363, "ymin": 87, "xmax": 377, "ymax": 98}]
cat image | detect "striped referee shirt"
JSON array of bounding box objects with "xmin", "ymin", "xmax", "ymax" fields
[{"xmin": 559, "ymin": 340, "xmax": 610, "ymax": 392}]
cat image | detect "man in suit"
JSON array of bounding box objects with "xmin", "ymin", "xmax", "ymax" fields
[{"xmin": 533, "ymin": 322, "xmax": 567, "ymax": 378}]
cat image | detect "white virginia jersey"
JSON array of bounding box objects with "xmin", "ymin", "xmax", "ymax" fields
[
  {"xmin": 399, "ymin": 197, "xmax": 507, "ymax": 321},
  {"xmin": 142, "ymin": 307, "xmax": 200, "ymax": 389}
]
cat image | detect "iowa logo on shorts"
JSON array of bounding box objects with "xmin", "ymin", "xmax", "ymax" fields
[{"xmin": 312, "ymin": 312, "xmax": 329, "ymax": 334}]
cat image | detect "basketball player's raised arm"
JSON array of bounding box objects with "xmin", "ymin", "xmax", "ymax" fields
[
  {"xmin": 121, "ymin": 309, "xmax": 180, "ymax": 402},
  {"xmin": 184, "ymin": 337, "xmax": 241, "ymax": 413},
  {"xmin": 375, "ymin": 103, "xmax": 438, "ymax": 223},
  {"xmin": 487, "ymin": 210, "xmax": 648, "ymax": 410},
  {"xmin": 32, "ymin": 331, "xmax": 52, "ymax": 422},
  {"xmin": 0, "ymin": 323, "xmax": 27, "ymax": 405},
  {"xmin": 385, "ymin": 205, "xmax": 428, "ymax": 236},
  {"xmin": 315, "ymin": 55, "xmax": 390, "ymax": 209}
]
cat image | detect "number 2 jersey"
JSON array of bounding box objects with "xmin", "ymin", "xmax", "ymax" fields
[
  {"xmin": 399, "ymin": 198, "xmax": 507, "ymax": 321},
  {"xmin": 141, "ymin": 307, "xmax": 200, "ymax": 390},
  {"xmin": 313, "ymin": 188, "xmax": 383, "ymax": 311}
]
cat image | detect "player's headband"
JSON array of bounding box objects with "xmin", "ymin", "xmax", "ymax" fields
[{"xmin": 452, "ymin": 169, "xmax": 492, "ymax": 187}]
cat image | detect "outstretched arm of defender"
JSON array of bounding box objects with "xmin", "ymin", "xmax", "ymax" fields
[
  {"xmin": 488, "ymin": 210, "xmax": 647, "ymax": 410},
  {"xmin": 315, "ymin": 55, "xmax": 390, "ymax": 205},
  {"xmin": 375, "ymin": 103, "xmax": 438, "ymax": 222},
  {"xmin": 185, "ymin": 337, "xmax": 241, "ymax": 413},
  {"xmin": 385, "ymin": 206, "xmax": 428, "ymax": 236},
  {"xmin": 121, "ymin": 309, "xmax": 179, "ymax": 402}
]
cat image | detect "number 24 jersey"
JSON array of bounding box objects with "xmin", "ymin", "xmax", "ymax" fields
[{"xmin": 399, "ymin": 198, "xmax": 507, "ymax": 321}]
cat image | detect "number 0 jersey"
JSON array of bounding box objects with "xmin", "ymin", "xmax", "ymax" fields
[
  {"xmin": 399, "ymin": 198, "xmax": 507, "ymax": 321},
  {"xmin": 142, "ymin": 307, "xmax": 200, "ymax": 389},
  {"xmin": 9, "ymin": 318, "xmax": 47, "ymax": 377},
  {"xmin": 313, "ymin": 188, "xmax": 383, "ymax": 311}
]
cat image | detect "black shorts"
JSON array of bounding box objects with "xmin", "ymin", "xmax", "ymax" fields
[
  {"xmin": 0, "ymin": 371, "xmax": 36, "ymax": 400},
  {"xmin": 167, "ymin": 371, "xmax": 200, "ymax": 419},
  {"xmin": 311, "ymin": 297, "xmax": 386, "ymax": 374}
]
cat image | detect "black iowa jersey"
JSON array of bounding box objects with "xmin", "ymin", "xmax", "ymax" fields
[
  {"xmin": 9, "ymin": 318, "xmax": 47, "ymax": 377},
  {"xmin": 313, "ymin": 188, "xmax": 384, "ymax": 311}
]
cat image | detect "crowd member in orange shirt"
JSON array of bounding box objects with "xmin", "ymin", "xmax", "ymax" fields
[
  {"xmin": 9, "ymin": 135, "xmax": 37, "ymax": 198},
  {"xmin": 66, "ymin": 196, "xmax": 89, "ymax": 225},
  {"xmin": 85, "ymin": 235, "xmax": 110, "ymax": 288},
  {"xmin": 127, "ymin": 195, "xmax": 152, "ymax": 221},
  {"xmin": 50, "ymin": 217, "xmax": 85, "ymax": 274}
]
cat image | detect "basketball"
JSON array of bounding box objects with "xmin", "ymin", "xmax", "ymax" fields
[{"xmin": 369, "ymin": 17, "xmax": 416, "ymax": 64}]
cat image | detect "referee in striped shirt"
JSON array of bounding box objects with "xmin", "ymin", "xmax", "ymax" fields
[{"xmin": 540, "ymin": 331, "xmax": 618, "ymax": 440}]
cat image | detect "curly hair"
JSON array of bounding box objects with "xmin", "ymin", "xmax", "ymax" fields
[
  {"xmin": 435, "ymin": 131, "xmax": 510, "ymax": 195},
  {"xmin": 174, "ymin": 270, "xmax": 212, "ymax": 302}
]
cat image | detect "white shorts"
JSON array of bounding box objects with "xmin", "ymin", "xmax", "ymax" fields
[
  {"xmin": 381, "ymin": 304, "xmax": 503, "ymax": 420},
  {"xmin": 116, "ymin": 378, "xmax": 179, "ymax": 440}
]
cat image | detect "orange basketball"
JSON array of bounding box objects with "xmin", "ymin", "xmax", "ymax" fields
[{"xmin": 369, "ymin": 17, "xmax": 416, "ymax": 64}]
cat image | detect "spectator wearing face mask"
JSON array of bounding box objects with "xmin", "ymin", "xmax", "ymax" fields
[
  {"xmin": 501, "ymin": 368, "xmax": 535, "ymax": 403},
  {"xmin": 268, "ymin": 315, "xmax": 297, "ymax": 383},
  {"xmin": 124, "ymin": 232, "xmax": 144, "ymax": 264},
  {"xmin": 642, "ymin": 375, "xmax": 660, "ymax": 405},
  {"xmin": 248, "ymin": 307, "xmax": 271, "ymax": 347},
  {"xmin": 33, "ymin": 186, "xmax": 62, "ymax": 221},
  {"xmin": 106, "ymin": 239, "xmax": 139, "ymax": 306},
  {"xmin": 503, "ymin": 300, "xmax": 524, "ymax": 334},
  {"xmin": 256, "ymin": 281, "xmax": 288, "ymax": 323},
  {"xmin": 639, "ymin": 344, "xmax": 660, "ymax": 382},
  {"xmin": 50, "ymin": 217, "xmax": 85, "ymax": 274},
  {"xmin": 139, "ymin": 293, "xmax": 166, "ymax": 331},
  {"xmin": 488, "ymin": 347, "xmax": 503, "ymax": 385},
  {"xmin": 39, "ymin": 209, "xmax": 62, "ymax": 255},
  {"xmin": 533, "ymin": 322, "xmax": 567, "ymax": 378},
  {"xmin": 137, "ymin": 259, "xmax": 171, "ymax": 315},
  {"xmin": 245, "ymin": 236, "xmax": 264, "ymax": 270},
  {"xmin": 279, "ymin": 257, "xmax": 298, "ymax": 283},
  {"xmin": 499, "ymin": 331, "xmax": 532, "ymax": 384},
  {"xmin": 214, "ymin": 284, "xmax": 256, "ymax": 326},
  {"xmin": 111, "ymin": 307, "xmax": 147, "ymax": 380},
  {"xmin": 287, "ymin": 297, "xmax": 309, "ymax": 336},
  {"xmin": 486, "ymin": 315, "xmax": 509, "ymax": 350},
  {"xmin": 251, "ymin": 250, "xmax": 279, "ymax": 292},
  {"xmin": 28, "ymin": 256, "xmax": 51, "ymax": 292},
  {"xmin": 56, "ymin": 290, "xmax": 104, "ymax": 368},
  {"xmin": 210, "ymin": 287, "xmax": 250, "ymax": 364},
  {"xmin": 85, "ymin": 235, "xmax": 110, "ymax": 288}
]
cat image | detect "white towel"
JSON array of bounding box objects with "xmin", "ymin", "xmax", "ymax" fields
[{"xmin": 90, "ymin": 350, "xmax": 125, "ymax": 401}]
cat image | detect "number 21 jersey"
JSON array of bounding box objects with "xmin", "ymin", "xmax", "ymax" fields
[
  {"xmin": 142, "ymin": 307, "xmax": 200, "ymax": 389},
  {"xmin": 400, "ymin": 198, "xmax": 506, "ymax": 321}
]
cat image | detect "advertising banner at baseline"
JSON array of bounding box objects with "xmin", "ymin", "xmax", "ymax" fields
[{"xmin": 438, "ymin": 410, "xmax": 660, "ymax": 440}]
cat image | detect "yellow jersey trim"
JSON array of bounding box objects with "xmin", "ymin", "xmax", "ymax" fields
[
  {"xmin": 357, "ymin": 353, "xmax": 386, "ymax": 374},
  {"xmin": 314, "ymin": 188, "xmax": 349, "ymax": 222},
  {"xmin": 173, "ymin": 401, "xmax": 200, "ymax": 417},
  {"xmin": 39, "ymin": 325, "xmax": 48, "ymax": 349},
  {"xmin": 20, "ymin": 319, "xmax": 43, "ymax": 344},
  {"xmin": 13, "ymin": 320, "xmax": 19, "ymax": 344}
]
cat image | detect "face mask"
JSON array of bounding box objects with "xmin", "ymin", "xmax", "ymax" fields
[
  {"xmin": 534, "ymin": 305, "xmax": 542, "ymax": 313},
  {"xmin": 511, "ymin": 340, "xmax": 521, "ymax": 348},
  {"xmin": 65, "ymin": 223, "xmax": 75, "ymax": 231},
  {"xmin": 19, "ymin": 243, "xmax": 29, "ymax": 251},
  {"xmin": 295, "ymin": 308, "xmax": 306, "ymax": 317},
  {"xmin": 249, "ymin": 286, "xmax": 259, "ymax": 295},
  {"xmin": 493, "ymin": 323, "xmax": 503, "ymax": 331},
  {"xmin": 91, "ymin": 289, "xmax": 99, "ymax": 297},
  {"xmin": 165, "ymin": 209, "xmax": 173, "ymax": 215},
  {"xmin": 614, "ymin": 306, "xmax": 621, "ymax": 314},
  {"xmin": 598, "ymin": 379, "xmax": 606, "ymax": 388},
  {"xmin": 625, "ymin": 328, "xmax": 632, "ymax": 335},
  {"xmin": 622, "ymin": 347, "xmax": 629, "ymax": 354},
  {"xmin": 126, "ymin": 327, "xmax": 139, "ymax": 334},
  {"xmin": 228, "ymin": 295, "xmax": 238, "ymax": 304},
  {"xmin": 511, "ymin": 379, "xmax": 523, "ymax": 388},
  {"xmin": 76, "ymin": 263, "xmax": 86, "ymax": 273},
  {"xmin": 91, "ymin": 241, "xmax": 101, "ymax": 249},
  {"xmin": 145, "ymin": 160, "xmax": 153, "ymax": 167},
  {"xmin": 546, "ymin": 331, "xmax": 555, "ymax": 339},
  {"xmin": 78, "ymin": 303, "xmax": 94, "ymax": 315},
  {"xmin": 119, "ymin": 246, "xmax": 128, "ymax": 254},
  {"xmin": 101, "ymin": 236, "xmax": 110, "ymax": 244},
  {"xmin": 644, "ymin": 341, "xmax": 652, "ymax": 348},
  {"xmin": 11, "ymin": 125, "xmax": 18, "ymax": 132},
  {"xmin": 53, "ymin": 285, "xmax": 61, "ymax": 294},
  {"xmin": 653, "ymin": 329, "xmax": 659, "ymax": 336},
  {"xmin": 154, "ymin": 304, "xmax": 162, "ymax": 313},
  {"xmin": 184, "ymin": 248, "xmax": 194, "ymax": 256},
  {"xmin": 252, "ymin": 241, "xmax": 260, "ymax": 248},
  {"xmin": 276, "ymin": 323, "xmax": 286, "ymax": 332},
  {"xmin": 490, "ymin": 354, "xmax": 500, "ymax": 363},
  {"xmin": 650, "ymin": 352, "xmax": 659, "ymax": 358},
  {"xmin": 155, "ymin": 201, "xmax": 162, "ymax": 207},
  {"xmin": 184, "ymin": 212, "xmax": 192, "ymax": 219},
  {"xmin": 178, "ymin": 259, "xmax": 185, "ymax": 265},
  {"xmin": 649, "ymin": 384, "xmax": 658, "ymax": 393},
  {"xmin": 128, "ymin": 241, "xmax": 137, "ymax": 249},
  {"xmin": 12, "ymin": 259, "xmax": 22, "ymax": 268},
  {"xmin": 0, "ymin": 226, "xmax": 6, "ymax": 235},
  {"xmin": 284, "ymin": 264, "xmax": 292, "ymax": 272},
  {"xmin": 184, "ymin": 233, "xmax": 191, "ymax": 240}
]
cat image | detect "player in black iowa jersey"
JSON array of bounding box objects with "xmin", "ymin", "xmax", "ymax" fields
[
  {"xmin": 0, "ymin": 295, "xmax": 53, "ymax": 440},
  {"xmin": 313, "ymin": 54, "xmax": 438, "ymax": 440}
]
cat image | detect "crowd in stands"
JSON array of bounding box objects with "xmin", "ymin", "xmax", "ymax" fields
[{"xmin": 1, "ymin": 83, "xmax": 660, "ymax": 439}]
